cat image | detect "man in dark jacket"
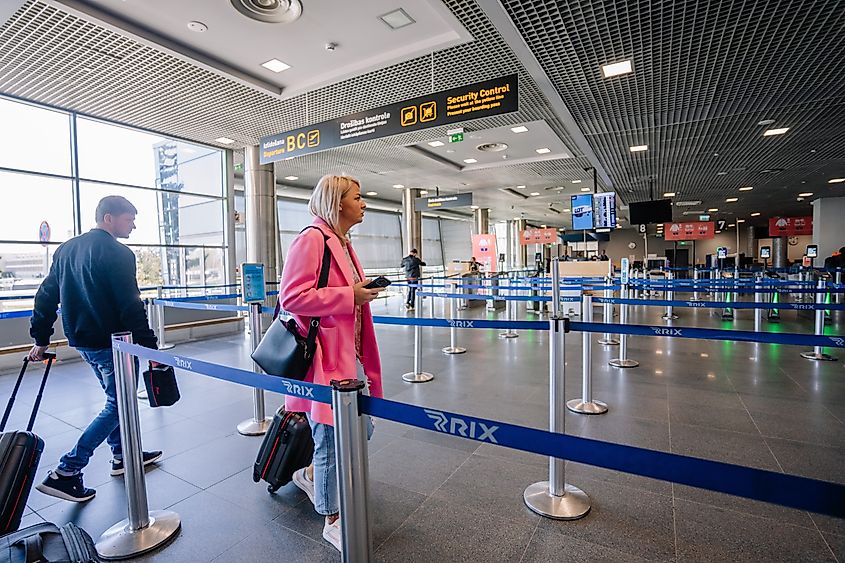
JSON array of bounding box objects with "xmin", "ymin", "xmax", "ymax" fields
[
  {"xmin": 29, "ymin": 196, "xmax": 162, "ymax": 502},
  {"xmin": 400, "ymin": 249, "xmax": 426, "ymax": 310}
]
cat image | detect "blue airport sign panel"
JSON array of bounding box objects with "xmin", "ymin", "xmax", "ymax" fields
[
  {"xmin": 259, "ymin": 75, "xmax": 519, "ymax": 163},
  {"xmin": 241, "ymin": 263, "xmax": 266, "ymax": 303},
  {"xmin": 571, "ymin": 194, "xmax": 594, "ymax": 230}
]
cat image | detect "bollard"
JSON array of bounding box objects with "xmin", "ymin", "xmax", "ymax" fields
[
  {"xmin": 402, "ymin": 295, "xmax": 434, "ymax": 382},
  {"xmin": 499, "ymin": 287, "xmax": 519, "ymax": 339},
  {"xmin": 567, "ymin": 295, "xmax": 608, "ymax": 415},
  {"xmin": 238, "ymin": 303, "xmax": 273, "ymax": 435},
  {"xmin": 154, "ymin": 287, "xmax": 175, "ymax": 351},
  {"xmin": 524, "ymin": 259, "xmax": 591, "ymax": 519},
  {"xmin": 442, "ymin": 293, "xmax": 466, "ymax": 355},
  {"xmin": 801, "ymin": 280, "xmax": 837, "ymax": 361},
  {"xmin": 331, "ymin": 379, "xmax": 373, "ymax": 562},
  {"xmin": 662, "ymin": 271, "xmax": 678, "ymax": 320},
  {"xmin": 692, "ymin": 268, "xmax": 700, "ymax": 301},
  {"xmin": 598, "ymin": 277, "xmax": 619, "ymax": 346},
  {"xmin": 609, "ymin": 284, "xmax": 639, "ymax": 368},
  {"xmin": 96, "ymin": 333, "xmax": 180, "ymax": 559},
  {"xmin": 754, "ymin": 275, "xmax": 763, "ymax": 333}
]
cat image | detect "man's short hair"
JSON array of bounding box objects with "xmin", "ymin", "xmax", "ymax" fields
[
  {"xmin": 410, "ymin": 249, "xmax": 418, "ymax": 254},
  {"xmin": 95, "ymin": 196, "xmax": 137, "ymax": 222},
  {"xmin": 839, "ymin": 246, "xmax": 845, "ymax": 255}
]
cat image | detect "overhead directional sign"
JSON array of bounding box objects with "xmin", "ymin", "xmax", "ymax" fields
[
  {"xmin": 259, "ymin": 74, "xmax": 519, "ymax": 163},
  {"xmin": 414, "ymin": 192, "xmax": 473, "ymax": 211}
]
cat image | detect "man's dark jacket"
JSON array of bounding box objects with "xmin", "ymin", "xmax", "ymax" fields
[
  {"xmin": 30, "ymin": 228, "xmax": 157, "ymax": 350},
  {"xmin": 401, "ymin": 255, "xmax": 426, "ymax": 279}
]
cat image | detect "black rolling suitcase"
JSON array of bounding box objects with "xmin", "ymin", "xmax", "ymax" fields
[
  {"xmin": 253, "ymin": 408, "xmax": 313, "ymax": 493},
  {"xmin": 0, "ymin": 521, "xmax": 99, "ymax": 563},
  {"xmin": 0, "ymin": 355, "xmax": 55, "ymax": 535}
]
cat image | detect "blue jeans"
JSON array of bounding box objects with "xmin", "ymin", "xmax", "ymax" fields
[
  {"xmin": 307, "ymin": 363, "xmax": 374, "ymax": 516},
  {"xmin": 57, "ymin": 348, "xmax": 132, "ymax": 475}
]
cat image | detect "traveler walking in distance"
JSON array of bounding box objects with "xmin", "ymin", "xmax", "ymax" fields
[
  {"xmin": 401, "ymin": 248, "xmax": 426, "ymax": 310},
  {"xmin": 29, "ymin": 196, "xmax": 162, "ymax": 502},
  {"xmin": 280, "ymin": 175, "xmax": 385, "ymax": 552}
]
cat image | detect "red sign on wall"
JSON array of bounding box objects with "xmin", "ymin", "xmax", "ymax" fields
[
  {"xmin": 471, "ymin": 234, "xmax": 498, "ymax": 273},
  {"xmin": 769, "ymin": 216, "xmax": 813, "ymax": 236},
  {"xmin": 663, "ymin": 221, "xmax": 715, "ymax": 241},
  {"xmin": 519, "ymin": 227, "xmax": 558, "ymax": 245}
]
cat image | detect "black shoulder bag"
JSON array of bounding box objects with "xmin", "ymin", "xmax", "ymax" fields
[{"xmin": 251, "ymin": 228, "xmax": 331, "ymax": 380}]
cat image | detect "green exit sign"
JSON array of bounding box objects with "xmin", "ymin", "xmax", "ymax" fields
[{"xmin": 449, "ymin": 133, "xmax": 464, "ymax": 143}]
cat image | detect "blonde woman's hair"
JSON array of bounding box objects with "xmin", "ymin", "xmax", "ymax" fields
[{"xmin": 308, "ymin": 174, "xmax": 361, "ymax": 230}]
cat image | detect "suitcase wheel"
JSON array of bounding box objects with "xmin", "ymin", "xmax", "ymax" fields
[{"xmin": 267, "ymin": 484, "xmax": 279, "ymax": 494}]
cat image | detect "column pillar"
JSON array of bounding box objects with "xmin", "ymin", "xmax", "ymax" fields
[
  {"xmin": 515, "ymin": 219, "xmax": 527, "ymax": 269},
  {"xmin": 244, "ymin": 145, "xmax": 278, "ymax": 323},
  {"xmin": 402, "ymin": 188, "xmax": 423, "ymax": 256},
  {"xmin": 772, "ymin": 236, "xmax": 787, "ymax": 268},
  {"xmin": 472, "ymin": 208, "xmax": 489, "ymax": 236},
  {"xmin": 812, "ymin": 197, "xmax": 845, "ymax": 261},
  {"xmin": 746, "ymin": 225, "xmax": 756, "ymax": 259}
]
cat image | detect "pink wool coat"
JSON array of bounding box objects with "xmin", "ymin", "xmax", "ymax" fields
[{"xmin": 280, "ymin": 218, "xmax": 383, "ymax": 426}]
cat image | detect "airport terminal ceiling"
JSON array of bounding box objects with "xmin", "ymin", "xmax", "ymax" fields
[{"xmin": 0, "ymin": 0, "xmax": 843, "ymax": 228}]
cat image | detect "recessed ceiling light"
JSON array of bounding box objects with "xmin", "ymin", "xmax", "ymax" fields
[
  {"xmin": 284, "ymin": 175, "xmax": 298, "ymax": 181},
  {"xmin": 596, "ymin": 228, "xmax": 611, "ymax": 233},
  {"xmin": 716, "ymin": 171, "xmax": 728, "ymax": 176},
  {"xmin": 420, "ymin": 190, "xmax": 428, "ymax": 195},
  {"xmin": 379, "ymin": 8, "xmax": 415, "ymax": 30},
  {"xmin": 571, "ymin": 180, "xmax": 582, "ymax": 184},
  {"xmin": 563, "ymin": 209, "xmax": 571, "ymax": 213},
  {"xmin": 829, "ymin": 178, "xmax": 845, "ymax": 183},
  {"xmin": 629, "ymin": 145, "xmax": 648, "ymax": 152},
  {"xmin": 708, "ymin": 208, "xmax": 719, "ymax": 212},
  {"xmin": 580, "ymin": 187, "xmax": 590, "ymax": 192},
  {"xmin": 261, "ymin": 58, "xmax": 291, "ymax": 73},
  {"xmin": 763, "ymin": 127, "xmax": 789, "ymax": 136},
  {"xmin": 516, "ymin": 185, "xmax": 526, "ymax": 189},
  {"xmin": 470, "ymin": 205, "xmax": 479, "ymax": 210},
  {"xmin": 798, "ymin": 192, "xmax": 813, "ymax": 197},
  {"xmin": 530, "ymin": 192, "xmax": 540, "ymax": 196},
  {"xmin": 392, "ymin": 184, "xmax": 404, "ymax": 189},
  {"xmin": 601, "ymin": 60, "xmax": 633, "ymax": 78},
  {"xmin": 535, "ymin": 148, "xmax": 551, "ymax": 154},
  {"xmin": 427, "ymin": 140, "xmax": 445, "ymax": 147},
  {"xmin": 510, "ymin": 126, "xmax": 529, "ymax": 133},
  {"xmin": 365, "ymin": 191, "xmax": 378, "ymax": 196},
  {"xmin": 463, "ymin": 158, "xmax": 477, "ymax": 164},
  {"xmin": 725, "ymin": 197, "xmax": 738, "ymax": 202},
  {"xmin": 757, "ymin": 119, "xmax": 776, "ymax": 126},
  {"xmin": 214, "ymin": 137, "xmax": 235, "ymax": 144},
  {"xmin": 751, "ymin": 212, "xmax": 761, "ymax": 216},
  {"xmin": 739, "ymin": 186, "xmax": 753, "ymax": 191},
  {"xmin": 663, "ymin": 192, "xmax": 676, "ymax": 197},
  {"xmin": 736, "ymin": 219, "xmax": 746, "ymax": 223},
  {"xmin": 797, "ymin": 197, "xmax": 804, "ymax": 201},
  {"xmin": 728, "ymin": 223, "xmax": 736, "ymax": 228}
]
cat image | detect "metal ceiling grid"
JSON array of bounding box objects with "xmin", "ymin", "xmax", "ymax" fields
[{"xmin": 499, "ymin": 0, "xmax": 845, "ymax": 219}]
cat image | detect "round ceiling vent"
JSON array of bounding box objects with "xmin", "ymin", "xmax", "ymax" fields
[
  {"xmin": 230, "ymin": 0, "xmax": 302, "ymax": 24},
  {"xmin": 476, "ymin": 142, "xmax": 508, "ymax": 152}
]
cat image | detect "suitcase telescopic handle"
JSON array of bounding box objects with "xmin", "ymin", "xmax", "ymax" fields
[{"xmin": 0, "ymin": 353, "xmax": 56, "ymax": 432}]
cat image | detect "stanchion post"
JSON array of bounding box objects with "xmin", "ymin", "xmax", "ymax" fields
[
  {"xmin": 524, "ymin": 259, "xmax": 591, "ymax": 519},
  {"xmin": 155, "ymin": 286, "xmax": 174, "ymax": 351},
  {"xmin": 836, "ymin": 271, "xmax": 842, "ymax": 304},
  {"xmin": 662, "ymin": 271, "xmax": 678, "ymax": 320},
  {"xmin": 609, "ymin": 283, "xmax": 639, "ymax": 368},
  {"xmin": 402, "ymin": 296, "xmax": 434, "ymax": 382},
  {"xmin": 598, "ymin": 277, "xmax": 619, "ymax": 346},
  {"xmin": 331, "ymin": 379, "xmax": 373, "ymax": 562},
  {"xmin": 499, "ymin": 283, "xmax": 519, "ymax": 338},
  {"xmin": 754, "ymin": 274, "xmax": 763, "ymax": 333},
  {"xmin": 567, "ymin": 295, "xmax": 608, "ymax": 415},
  {"xmin": 238, "ymin": 303, "xmax": 273, "ymax": 435},
  {"xmin": 443, "ymin": 292, "xmax": 467, "ymax": 355},
  {"xmin": 693, "ymin": 267, "xmax": 700, "ymax": 301},
  {"xmin": 96, "ymin": 333, "xmax": 180, "ymax": 559},
  {"xmin": 801, "ymin": 280, "xmax": 836, "ymax": 361}
]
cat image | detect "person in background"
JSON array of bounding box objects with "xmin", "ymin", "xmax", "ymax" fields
[
  {"xmin": 280, "ymin": 174, "xmax": 385, "ymax": 552},
  {"xmin": 401, "ymin": 248, "xmax": 426, "ymax": 310},
  {"xmin": 468, "ymin": 256, "xmax": 481, "ymax": 273},
  {"xmin": 599, "ymin": 250, "xmax": 609, "ymax": 261},
  {"xmin": 823, "ymin": 247, "xmax": 845, "ymax": 270},
  {"xmin": 29, "ymin": 195, "xmax": 162, "ymax": 503}
]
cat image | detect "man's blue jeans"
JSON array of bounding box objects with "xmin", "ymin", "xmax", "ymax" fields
[{"xmin": 57, "ymin": 348, "xmax": 128, "ymax": 475}]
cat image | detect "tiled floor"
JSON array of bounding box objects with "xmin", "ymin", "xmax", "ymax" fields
[{"xmin": 2, "ymin": 294, "xmax": 844, "ymax": 562}]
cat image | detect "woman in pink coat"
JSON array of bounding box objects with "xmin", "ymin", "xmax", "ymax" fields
[{"xmin": 279, "ymin": 174, "xmax": 385, "ymax": 552}]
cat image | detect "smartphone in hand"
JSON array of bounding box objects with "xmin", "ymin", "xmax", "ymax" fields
[{"xmin": 364, "ymin": 276, "xmax": 392, "ymax": 289}]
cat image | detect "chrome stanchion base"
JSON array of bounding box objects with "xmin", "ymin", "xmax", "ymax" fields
[
  {"xmin": 662, "ymin": 314, "xmax": 678, "ymax": 320},
  {"xmin": 402, "ymin": 371, "xmax": 434, "ymax": 383},
  {"xmin": 442, "ymin": 346, "xmax": 467, "ymax": 355},
  {"xmin": 566, "ymin": 399, "xmax": 608, "ymax": 415},
  {"xmin": 597, "ymin": 337, "xmax": 620, "ymax": 346},
  {"xmin": 499, "ymin": 331, "xmax": 519, "ymax": 339},
  {"xmin": 608, "ymin": 358, "xmax": 639, "ymax": 368},
  {"xmin": 800, "ymin": 352, "xmax": 837, "ymax": 361},
  {"xmin": 236, "ymin": 417, "xmax": 273, "ymax": 436},
  {"xmin": 721, "ymin": 311, "xmax": 734, "ymax": 321},
  {"xmin": 157, "ymin": 343, "xmax": 175, "ymax": 351},
  {"xmin": 96, "ymin": 510, "xmax": 181, "ymax": 560},
  {"xmin": 523, "ymin": 482, "xmax": 591, "ymax": 520}
]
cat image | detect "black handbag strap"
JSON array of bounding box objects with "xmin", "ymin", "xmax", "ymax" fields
[{"xmin": 300, "ymin": 226, "xmax": 332, "ymax": 358}]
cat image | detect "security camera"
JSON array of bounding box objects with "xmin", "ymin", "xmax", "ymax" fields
[{"xmin": 325, "ymin": 42, "xmax": 338, "ymax": 52}]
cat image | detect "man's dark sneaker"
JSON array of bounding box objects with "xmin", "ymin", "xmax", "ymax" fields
[
  {"xmin": 35, "ymin": 471, "xmax": 95, "ymax": 502},
  {"xmin": 110, "ymin": 450, "xmax": 163, "ymax": 476}
]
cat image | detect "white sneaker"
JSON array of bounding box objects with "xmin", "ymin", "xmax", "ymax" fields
[
  {"xmin": 292, "ymin": 467, "xmax": 315, "ymax": 506},
  {"xmin": 322, "ymin": 518, "xmax": 342, "ymax": 552}
]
